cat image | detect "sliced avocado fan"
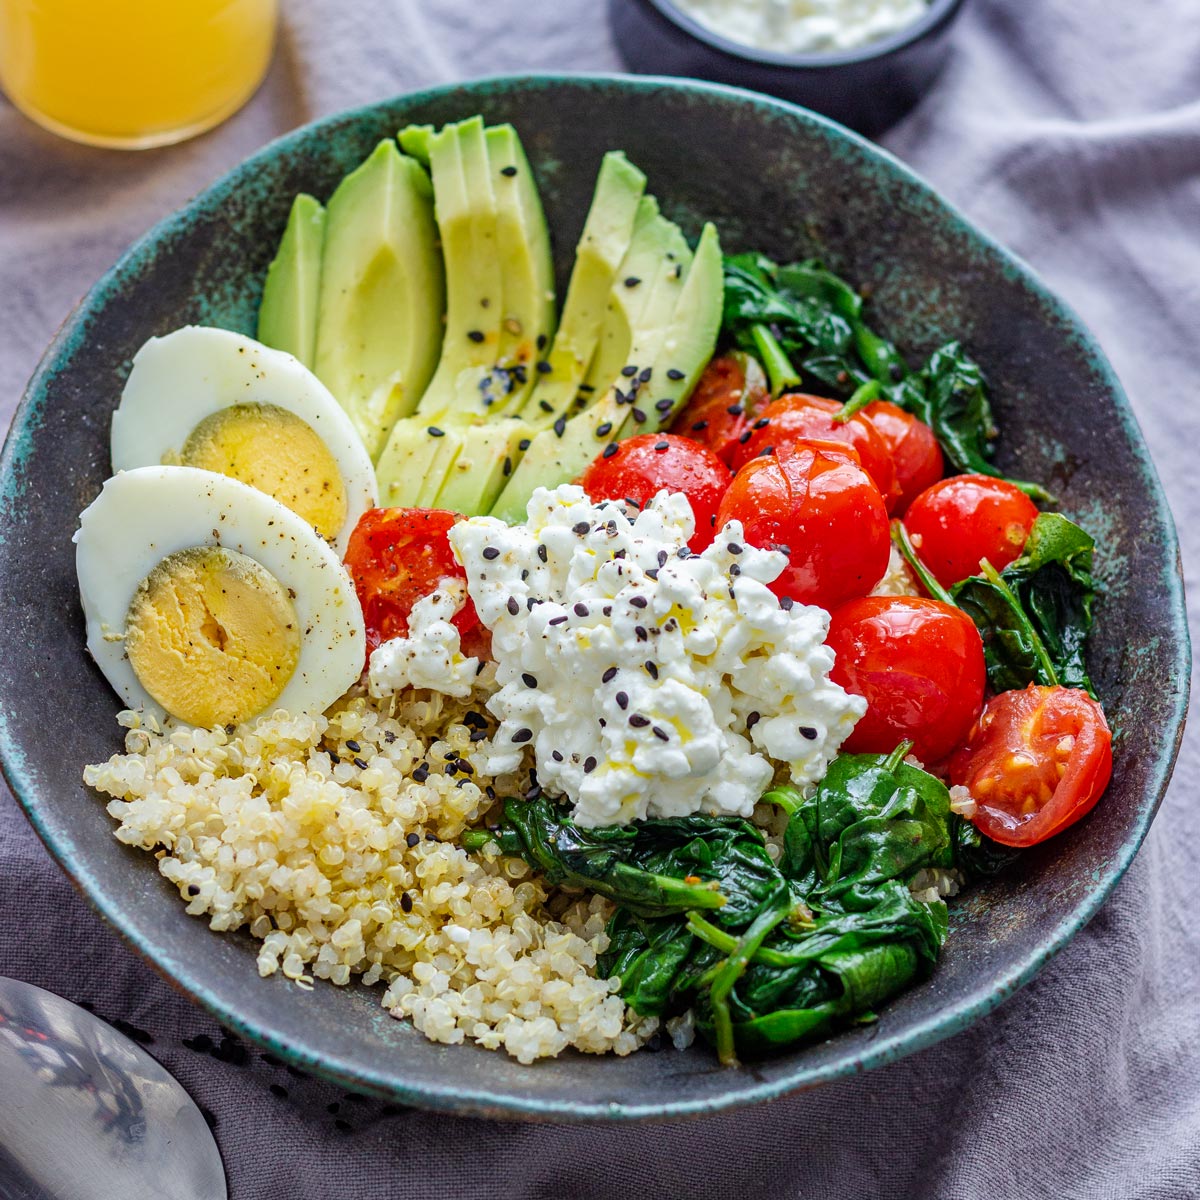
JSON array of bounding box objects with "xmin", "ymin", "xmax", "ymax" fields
[
  {"xmin": 257, "ymin": 193, "xmax": 326, "ymax": 368},
  {"xmin": 489, "ymin": 221, "xmax": 722, "ymax": 525}
]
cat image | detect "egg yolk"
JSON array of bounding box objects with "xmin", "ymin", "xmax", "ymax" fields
[
  {"xmin": 125, "ymin": 546, "xmax": 301, "ymax": 728},
  {"xmin": 179, "ymin": 404, "xmax": 348, "ymax": 541}
]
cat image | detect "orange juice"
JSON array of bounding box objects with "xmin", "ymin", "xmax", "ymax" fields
[{"xmin": 0, "ymin": 0, "xmax": 278, "ymax": 148}]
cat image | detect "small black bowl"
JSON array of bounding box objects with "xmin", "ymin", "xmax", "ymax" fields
[{"xmin": 609, "ymin": 0, "xmax": 967, "ymax": 135}]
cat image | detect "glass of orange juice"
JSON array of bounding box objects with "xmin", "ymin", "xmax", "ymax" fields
[{"xmin": 0, "ymin": 0, "xmax": 279, "ymax": 149}]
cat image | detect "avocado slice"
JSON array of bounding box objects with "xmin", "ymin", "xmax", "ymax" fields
[
  {"xmin": 414, "ymin": 117, "xmax": 505, "ymax": 418},
  {"xmin": 375, "ymin": 418, "xmax": 464, "ymax": 509},
  {"xmin": 435, "ymin": 418, "xmax": 535, "ymax": 515},
  {"xmin": 257, "ymin": 193, "xmax": 326, "ymax": 369},
  {"xmin": 485, "ymin": 125, "xmax": 556, "ymax": 413},
  {"xmin": 518, "ymin": 152, "xmax": 646, "ymax": 429},
  {"xmin": 312, "ymin": 139, "xmax": 444, "ymax": 460},
  {"xmin": 489, "ymin": 221, "xmax": 722, "ymax": 524}
]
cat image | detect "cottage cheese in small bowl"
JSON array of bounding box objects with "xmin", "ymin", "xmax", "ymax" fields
[{"xmin": 671, "ymin": 0, "xmax": 930, "ymax": 55}]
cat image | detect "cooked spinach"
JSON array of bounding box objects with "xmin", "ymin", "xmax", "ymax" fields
[
  {"xmin": 469, "ymin": 744, "xmax": 964, "ymax": 1064},
  {"xmin": 951, "ymin": 513, "xmax": 1098, "ymax": 697},
  {"xmin": 720, "ymin": 253, "xmax": 1050, "ymax": 498}
]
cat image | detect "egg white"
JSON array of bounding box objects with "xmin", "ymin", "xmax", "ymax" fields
[
  {"xmin": 75, "ymin": 465, "xmax": 366, "ymax": 725},
  {"xmin": 110, "ymin": 326, "xmax": 377, "ymax": 553}
]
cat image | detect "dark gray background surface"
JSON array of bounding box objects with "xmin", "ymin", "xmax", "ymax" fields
[{"xmin": 2, "ymin": 1, "xmax": 1197, "ymax": 1196}]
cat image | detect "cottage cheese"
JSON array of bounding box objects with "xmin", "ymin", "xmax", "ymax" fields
[
  {"xmin": 445, "ymin": 485, "xmax": 864, "ymax": 827},
  {"xmin": 672, "ymin": 0, "xmax": 928, "ymax": 55},
  {"xmin": 368, "ymin": 579, "xmax": 481, "ymax": 700}
]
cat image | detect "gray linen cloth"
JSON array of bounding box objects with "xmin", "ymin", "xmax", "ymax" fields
[{"xmin": 2, "ymin": 1, "xmax": 1198, "ymax": 1195}]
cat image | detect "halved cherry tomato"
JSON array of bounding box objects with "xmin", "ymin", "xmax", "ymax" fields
[
  {"xmin": 858, "ymin": 400, "xmax": 944, "ymax": 514},
  {"xmin": 827, "ymin": 595, "xmax": 986, "ymax": 765},
  {"xmin": 668, "ymin": 352, "xmax": 771, "ymax": 468},
  {"xmin": 903, "ymin": 474, "xmax": 1039, "ymax": 589},
  {"xmin": 344, "ymin": 508, "xmax": 490, "ymax": 662},
  {"xmin": 947, "ymin": 685, "xmax": 1112, "ymax": 847},
  {"xmin": 731, "ymin": 393, "xmax": 902, "ymax": 512},
  {"xmin": 716, "ymin": 442, "xmax": 890, "ymax": 610},
  {"xmin": 579, "ymin": 433, "xmax": 731, "ymax": 551}
]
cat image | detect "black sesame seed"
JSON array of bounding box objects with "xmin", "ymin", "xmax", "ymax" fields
[
  {"xmin": 646, "ymin": 568, "xmax": 659, "ymax": 580},
  {"xmin": 537, "ymin": 544, "xmax": 548, "ymax": 563},
  {"xmin": 657, "ymin": 550, "xmax": 669, "ymax": 566},
  {"xmin": 412, "ymin": 764, "xmax": 429, "ymax": 782},
  {"xmin": 503, "ymin": 456, "xmax": 512, "ymax": 476},
  {"xmin": 738, "ymin": 430, "xmax": 753, "ymax": 444},
  {"xmin": 512, "ymin": 728, "xmax": 533, "ymax": 743},
  {"xmin": 445, "ymin": 763, "xmax": 458, "ymax": 776},
  {"xmin": 527, "ymin": 596, "xmax": 538, "ymax": 611},
  {"xmin": 465, "ymin": 710, "xmax": 486, "ymax": 728},
  {"xmin": 552, "ymin": 750, "xmax": 564, "ymax": 762},
  {"xmin": 187, "ymin": 884, "xmax": 201, "ymax": 897},
  {"xmin": 630, "ymin": 595, "xmax": 648, "ymax": 608},
  {"xmin": 539, "ymin": 399, "xmax": 555, "ymax": 413},
  {"xmin": 644, "ymin": 661, "xmax": 659, "ymax": 679},
  {"xmin": 602, "ymin": 442, "xmax": 618, "ymax": 458},
  {"xmin": 780, "ymin": 596, "xmax": 795, "ymax": 610},
  {"xmin": 522, "ymin": 673, "xmax": 538, "ymax": 688},
  {"xmin": 691, "ymin": 419, "xmax": 708, "ymax": 432},
  {"xmin": 553, "ymin": 416, "xmax": 566, "ymax": 438},
  {"xmin": 652, "ymin": 726, "xmax": 670, "ymax": 741},
  {"xmin": 500, "ymin": 164, "xmax": 518, "ymax": 176},
  {"xmin": 574, "ymin": 603, "xmax": 589, "ymax": 617},
  {"xmin": 354, "ymin": 756, "xmax": 369, "ymax": 770},
  {"xmin": 635, "ymin": 626, "xmax": 648, "ymax": 641},
  {"xmin": 595, "ymin": 421, "xmax": 612, "ymax": 437},
  {"xmin": 467, "ymin": 330, "xmax": 485, "ymax": 343},
  {"xmin": 507, "ymin": 596, "xmax": 520, "ymax": 616},
  {"xmin": 629, "ymin": 714, "xmax": 650, "ymax": 728},
  {"xmin": 519, "ymin": 438, "xmax": 532, "ymax": 452},
  {"xmin": 621, "ymin": 364, "xmax": 638, "ymax": 378},
  {"xmin": 746, "ymin": 711, "xmax": 761, "ymax": 729},
  {"xmin": 759, "ymin": 446, "xmax": 775, "ymax": 458},
  {"xmin": 482, "ymin": 546, "xmax": 500, "ymax": 560},
  {"xmin": 638, "ymin": 367, "xmax": 653, "ymax": 383},
  {"xmin": 727, "ymin": 404, "xmax": 744, "ymax": 416},
  {"xmin": 397, "ymin": 892, "xmax": 415, "ymax": 915},
  {"xmin": 470, "ymin": 729, "xmax": 488, "ymax": 742},
  {"xmin": 631, "ymin": 408, "xmax": 647, "ymax": 424},
  {"xmin": 583, "ymin": 756, "xmax": 597, "ymax": 774},
  {"xmin": 536, "ymin": 360, "xmax": 552, "ymax": 374},
  {"xmin": 345, "ymin": 740, "xmax": 361, "ymax": 752},
  {"xmin": 799, "ymin": 726, "xmax": 819, "ymax": 740},
  {"xmin": 667, "ymin": 368, "xmax": 685, "ymax": 381},
  {"xmin": 602, "ymin": 666, "xmax": 618, "ymax": 683},
  {"xmin": 428, "ymin": 425, "xmax": 445, "ymax": 438},
  {"xmin": 677, "ymin": 547, "xmax": 692, "ymax": 559},
  {"xmin": 624, "ymin": 276, "xmax": 641, "ymax": 288},
  {"xmin": 573, "ymin": 521, "xmax": 590, "ymax": 535},
  {"xmin": 549, "ymin": 615, "xmax": 568, "ymax": 625},
  {"xmin": 730, "ymin": 563, "xmax": 741, "ymax": 577},
  {"xmin": 537, "ymin": 333, "xmax": 548, "ymax": 350},
  {"xmin": 524, "ymin": 783, "xmax": 543, "ymax": 801},
  {"xmin": 458, "ymin": 761, "xmax": 474, "ymax": 775},
  {"xmin": 616, "ymin": 691, "xmax": 629, "ymax": 709},
  {"xmin": 727, "ymin": 542, "xmax": 743, "ymax": 555},
  {"xmin": 655, "ymin": 398, "xmax": 673, "ymax": 413},
  {"xmin": 580, "ymin": 383, "xmax": 595, "ymax": 393},
  {"xmin": 753, "ymin": 418, "xmax": 770, "ymax": 429},
  {"xmin": 654, "ymin": 441, "xmax": 669, "ymax": 452}
]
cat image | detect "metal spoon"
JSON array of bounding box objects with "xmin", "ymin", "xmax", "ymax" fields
[{"xmin": 0, "ymin": 976, "xmax": 226, "ymax": 1200}]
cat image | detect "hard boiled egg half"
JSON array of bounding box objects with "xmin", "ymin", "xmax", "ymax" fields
[
  {"xmin": 75, "ymin": 466, "xmax": 365, "ymax": 728},
  {"xmin": 111, "ymin": 326, "xmax": 377, "ymax": 553}
]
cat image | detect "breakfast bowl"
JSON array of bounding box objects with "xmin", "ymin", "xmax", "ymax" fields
[
  {"xmin": 609, "ymin": 0, "xmax": 969, "ymax": 134},
  {"xmin": 0, "ymin": 74, "xmax": 1188, "ymax": 1121}
]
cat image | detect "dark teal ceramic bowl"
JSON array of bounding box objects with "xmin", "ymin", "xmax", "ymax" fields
[{"xmin": 0, "ymin": 75, "xmax": 1188, "ymax": 1121}]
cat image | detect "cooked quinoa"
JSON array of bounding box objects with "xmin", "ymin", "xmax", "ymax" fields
[{"xmin": 83, "ymin": 683, "xmax": 656, "ymax": 1063}]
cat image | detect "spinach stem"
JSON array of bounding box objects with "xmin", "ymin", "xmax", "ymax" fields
[
  {"xmin": 979, "ymin": 559, "xmax": 1060, "ymax": 686},
  {"xmin": 833, "ymin": 378, "xmax": 881, "ymax": 424},
  {"xmin": 687, "ymin": 911, "xmax": 815, "ymax": 968},
  {"xmin": 750, "ymin": 324, "xmax": 800, "ymax": 396},
  {"xmin": 460, "ymin": 830, "xmax": 496, "ymax": 853},
  {"xmin": 893, "ymin": 522, "xmax": 956, "ymax": 606},
  {"xmin": 882, "ymin": 741, "xmax": 915, "ymax": 774}
]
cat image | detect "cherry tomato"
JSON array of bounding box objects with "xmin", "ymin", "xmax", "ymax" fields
[
  {"xmin": 903, "ymin": 474, "xmax": 1039, "ymax": 589},
  {"xmin": 344, "ymin": 508, "xmax": 490, "ymax": 662},
  {"xmin": 827, "ymin": 595, "xmax": 986, "ymax": 765},
  {"xmin": 669, "ymin": 352, "xmax": 771, "ymax": 468},
  {"xmin": 947, "ymin": 685, "xmax": 1112, "ymax": 847},
  {"xmin": 858, "ymin": 400, "xmax": 944, "ymax": 514},
  {"xmin": 731, "ymin": 393, "xmax": 902, "ymax": 511},
  {"xmin": 579, "ymin": 433, "xmax": 731, "ymax": 551},
  {"xmin": 716, "ymin": 443, "xmax": 890, "ymax": 610}
]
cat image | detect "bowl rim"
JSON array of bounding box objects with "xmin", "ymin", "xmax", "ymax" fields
[
  {"xmin": 0, "ymin": 71, "xmax": 1190, "ymax": 1122},
  {"xmin": 632, "ymin": 0, "xmax": 968, "ymax": 70}
]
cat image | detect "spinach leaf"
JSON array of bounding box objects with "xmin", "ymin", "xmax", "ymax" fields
[
  {"xmin": 951, "ymin": 512, "xmax": 1098, "ymax": 697},
  {"xmin": 469, "ymin": 746, "xmax": 962, "ymax": 1065},
  {"xmin": 953, "ymin": 815, "xmax": 1022, "ymax": 881}
]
